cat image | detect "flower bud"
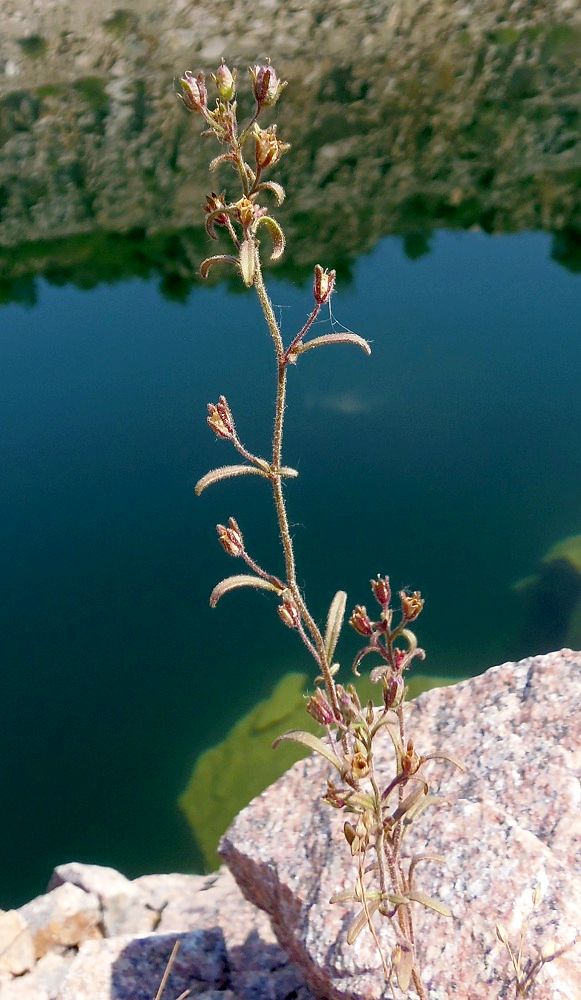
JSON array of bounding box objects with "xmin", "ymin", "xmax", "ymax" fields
[
  {"xmin": 233, "ymin": 196, "xmax": 256, "ymax": 229},
  {"xmin": 306, "ymin": 688, "xmax": 336, "ymax": 726},
  {"xmin": 213, "ymin": 60, "xmax": 235, "ymax": 101},
  {"xmin": 351, "ymin": 751, "xmax": 370, "ymax": 781},
  {"xmin": 392, "ymin": 648, "xmax": 407, "ymax": 671},
  {"xmin": 249, "ymin": 62, "xmax": 286, "ymax": 107},
  {"xmin": 204, "ymin": 192, "xmax": 229, "ymax": 227},
  {"xmin": 336, "ymin": 684, "xmax": 360, "ymax": 723},
  {"xmin": 371, "ymin": 575, "xmax": 391, "ymax": 608},
  {"xmin": 216, "ymin": 517, "xmax": 244, "ymax": 557},
  {"xmin": 401, "ymin": 739, "xmax": 420, "ymax": 775},
  {"xmin": 178, "ymin": 71, "xmax": 207, "ymax": 113},
  {"xmin": 400, "ymin": 590, "xmax": 424, "ymax": 622},
  {"xmin": 343, "ymin": 821, "xmax": 357, "ymax": 846},
  {"xmin": 207, "ymin": 395, "xmax": 234, "ymax": 439},
  {"xmin": 383, "ymin": 673, "xmax": 404, "ymax": 710},
  {"xmin": 278, "ymin": 597, "xmax": 300, "ymax": 629},
  {"xmin": 253, "ymin": 124, "xmax": 290, "ymax": 171},
  {"xmin": 313, "ymin": 264, "xmax": 336, "ymax": 305},
  {"xmin": 324, "ymin": 779, "xmax": 346, "ymax": 809},
  {"xmin": 349, "ymin": 604, "xmax": 374, "ymax": 637}
]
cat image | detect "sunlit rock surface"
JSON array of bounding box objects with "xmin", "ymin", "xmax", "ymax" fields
[
  {"xmin": 0, "ymin": 864, "xmax": 314, "ymax": 999},
  {"xmin": 2, "ymin": 652, "xmax": 579, "ymax": 998},
  {"xmin": 220, "ymin": 650, "xmax": 581, "ymax": 1000},
  {"xmin": 180, "ymin": 670, "xmax": 456, "ymax": 869}
]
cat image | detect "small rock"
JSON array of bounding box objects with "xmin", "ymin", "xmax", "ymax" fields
[
  {"xmin": 0, "ymin": 910, "xmax": 35, "ymax": 975},
  {"xmin": 18, "ymin": 882, "xmax": 102, "ymax": 958},
  {"xmin": 49, "ymin": 861, "xmax": 157, "ymax": 935}
]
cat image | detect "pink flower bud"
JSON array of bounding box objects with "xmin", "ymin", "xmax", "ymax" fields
[
  {"xmin": 178, "ymin": 71, "xmax": 207, "ymax": 113},
  {"xmin": 216, "ymin": 517, "xmax": 244, "ymax": 557},
  {"xmin": 249, "ymin": 62, "xmax": 286, "ymax": 107},
  {"xmin": 207, "ymin": 396, "xmax": 234, "ymax": 439},
  {"xmin": 214, "ymin": 61, "xmax": 236, "ymax": 101},
  {"xmin": 306, "ymin": 688, "xmax": 336, "ymax": 726},
  {"xmin": 392, "ymin": 648, "xmax": 407, "ymax": 671},
  {"xmin": 349, "ymin": 604, "xmax": 373, "ymax": 637},
  {"xmin": 313, "ymin": 264, "xmax": 336, "ymax": 305},
  {"xmin": 336, "ymin": 684, "xmax": 361, "ymax": 722},
  {"xmin": 370, "ymin": 575, "xmax": 391, "ymax": 608},
  {"xmin": 278, "ymin": 597, "xmax": 300, "ymax": 629},
  {"xmin": 204, "ymin": 192, "xmax": 229, "ymax": 227},
  {"xmin": 383, "ymin": 673, "xmax": 404, "ymax": 710}
]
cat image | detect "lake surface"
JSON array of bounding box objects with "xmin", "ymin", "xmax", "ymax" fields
[{"xmin": 0, "ymin": 1, "xmax": 579, "ymax": 905}]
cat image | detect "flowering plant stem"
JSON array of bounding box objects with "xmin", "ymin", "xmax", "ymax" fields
[{"xmin": 180, "ymin": 58, "xmax": 462, "ymax": 999}]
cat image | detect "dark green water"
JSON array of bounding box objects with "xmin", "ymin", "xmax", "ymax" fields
[
  {"xmin": 1, "ymin": 231, "xmax": 579, "ymax": 905},
  {"xmin": 0, "ymin": 3, "xmax": 580, "ymax": 906}
]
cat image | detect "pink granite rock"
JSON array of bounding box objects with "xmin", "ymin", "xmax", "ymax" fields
[{"xmin": 220, "ymin": 650, "xmax": 581, "ymax": 1000}]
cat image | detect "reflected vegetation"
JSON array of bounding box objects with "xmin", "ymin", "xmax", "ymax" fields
[{"xmin": 0, "ymin": 1, "xmax": 579, "ymax": 303}]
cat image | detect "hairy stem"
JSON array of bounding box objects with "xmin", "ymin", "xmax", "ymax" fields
[{"xmin": 252, "ymin": 251, "xmax": 342, "ymax": 717}]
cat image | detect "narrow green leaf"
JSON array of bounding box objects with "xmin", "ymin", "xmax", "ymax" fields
[
  {"xmin": 324, "ymin": 590, "xmax": 347, "ymax": 661},
  {"xmin": 406, "ymin": 890, "xmax": 452, "ymax": 917},
  {"xmin": 200, "ymin": 254, "xmax": 238, "ymax": 279},
  {"xmin": 346, "ymin": 900, "xmax": 380, "ymax": 945},
  {"xmin": 394, "ymin": 947, "xmax": 413, "ymax": 992},
  {"xmin": 255, "ymin": 216, "xmax": 286, "ymax": 260},
  {"xmin": 195, "ymin": 464, "xmax": 268, "ymax": 496},
  {"xmin": 422, "ymin": 751, "xmax": 465, "ymax": 772},
  {"xmin": 209, "ymin": 152, "xmax": 236, "ymax": 172},
  {"xmin": 298, "ymin": 333, "xmax": 371, "ymax": 357},
  {"xmin": 256, "ymin": 180, "xmax": 286, "ymax": 205},
  {"xmin": 272, "ymin": 730, "xmax": 343, "ymax": 772},
  {"xmin": 391, "ymin": 782, "xmax": 428, "ymax": 822},
  {"xmin": 210, "ymin": 574, "xmax": 279, "ymax": 608},
  {"xmin": 403, "ymin": 793, "xmax": 447, "ymax": 827}
]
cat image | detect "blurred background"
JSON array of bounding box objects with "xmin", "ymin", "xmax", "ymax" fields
[{"xmin": 0, "ymin": 0, "xmax": 580, "ymax": 906}]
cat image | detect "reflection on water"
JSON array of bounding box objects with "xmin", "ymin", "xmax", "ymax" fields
[
  {"xmin": 0, "ymin": 0, "xmax": 579, "ymax": 303},
  {"xmin": 0, "ymin": 1, "xmax": 580, "ymax": 906}
]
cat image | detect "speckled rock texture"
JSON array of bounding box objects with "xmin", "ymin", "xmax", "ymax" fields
[
  {"xmin": 220, "ymin": 650, "xmax": 581, "ymax": 1000},
  {"xmin": 0, "ymin": 865, "xmax": 314, "ymax": 999}
]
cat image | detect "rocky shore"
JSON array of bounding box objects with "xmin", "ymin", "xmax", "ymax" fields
[
  {"xmin": 2, "ymin": 650, "xmax": 579, "ymax": 999},
  {"xmin": 0, "ymin": 0, "xmax": 579, "ymax": 301}
]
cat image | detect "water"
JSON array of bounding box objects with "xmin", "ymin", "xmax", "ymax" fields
[{"xmin": 0, "ymin": 2, "xmax": 580, "ymax": 906}]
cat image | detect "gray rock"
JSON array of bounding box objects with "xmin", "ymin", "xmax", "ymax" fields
[{"xmin": 220, "ymin": 650, "xmax": 581, "ymax": 1000}]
